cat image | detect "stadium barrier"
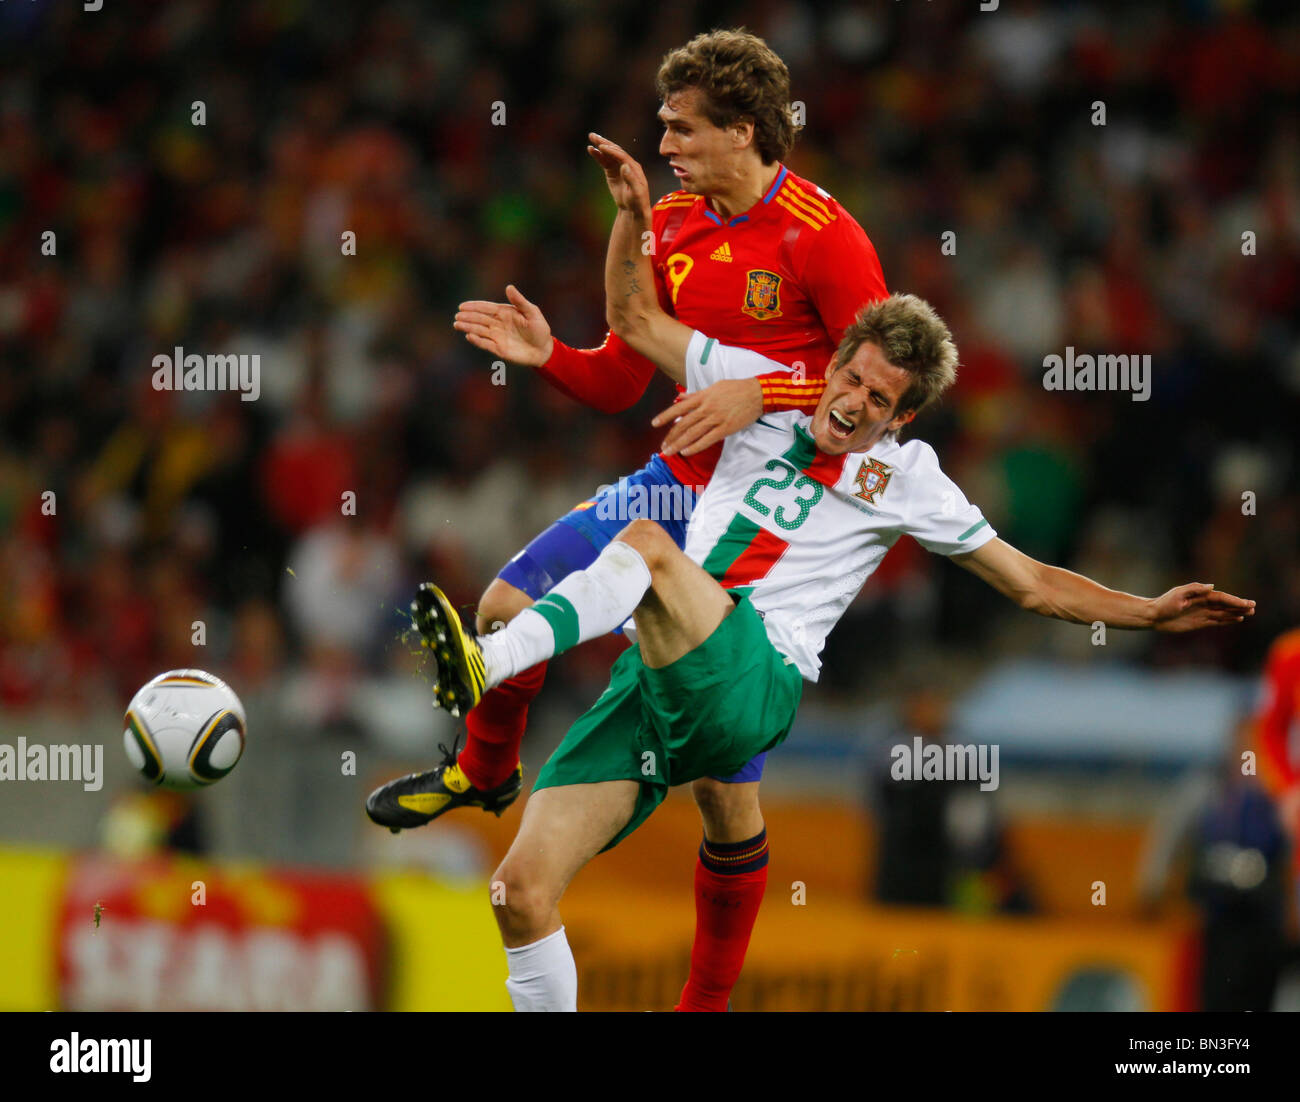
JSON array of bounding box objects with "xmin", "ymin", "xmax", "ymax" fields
[
  {"xmin": 561, "ymin": 883, "xmax": 1193, "ymax": 1011},
  {"xmin": 0, "ymin": 845, "xmax": 1192, "ymax": 1011}
]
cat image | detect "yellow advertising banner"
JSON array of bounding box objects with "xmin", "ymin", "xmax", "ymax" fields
[
  {"xmin": 371, "ymin": 871, "xmax": 511, "ymax": 1011},
  {"xmin": 0, "ymin": 848, "xmax": 66, "ymax": 1010}
]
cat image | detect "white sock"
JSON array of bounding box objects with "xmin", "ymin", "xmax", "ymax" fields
[
  {"xmin": 479, "ymin": 540, "xmax": 651, "ymax": 688},
  {"xmin": 504, "ymin": 926, "xmax": 578, "ymax": 1012},
  {"xmin": 478, "ymin": 608, "xmax": 555, "ymax": 690}
]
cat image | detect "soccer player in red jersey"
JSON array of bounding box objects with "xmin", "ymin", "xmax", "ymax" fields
[
  {"xmin": 367, "ymin": 29, "xmax": 886, "ymax": 1011},
  {"xmin": 1257, "ymin": 628, "xmax": 1300, "ymax": 847}
]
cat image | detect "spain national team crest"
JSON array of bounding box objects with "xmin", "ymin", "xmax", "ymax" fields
[
  {"xmin": 742, "ymin": 269, "xmax": 783, "ymax": 320},
  {"xmin": 854, "ymin": 456, "xmax": 892, "ymax": 504}
]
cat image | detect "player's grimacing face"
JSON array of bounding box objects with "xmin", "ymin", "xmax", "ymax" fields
[
  {"xmin": 810, "ymin": 342, "xmax": 916, "ymax": 456},
  {"xmin": 658, "ymin": 89, "xmax": 744, "ymax": 195}
]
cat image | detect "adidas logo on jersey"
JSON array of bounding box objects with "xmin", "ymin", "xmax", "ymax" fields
[{"xmin": 709, "ymin": 242, "xmax": 734, "ymax": 263}]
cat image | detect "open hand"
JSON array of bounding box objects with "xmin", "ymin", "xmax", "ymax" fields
[
  {"xmin": 587, "ymin": 132, "xmax": 652, "ymax": 218},
  {"xmin": 1151, "ymin": 583, "xmax": 1255, "ymax": 632},
  {"xmin": 453, "ymin": 285, "xmax": 553, "ymax": 367}
]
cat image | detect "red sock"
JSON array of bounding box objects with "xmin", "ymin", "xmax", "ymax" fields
[
  {"xmin": 676, "ymin": 829, "xmax": 768, "ymax": 1012},
  {"xmin": 457, "ymin": 661, "xmax": 548, "ymax": 790}
]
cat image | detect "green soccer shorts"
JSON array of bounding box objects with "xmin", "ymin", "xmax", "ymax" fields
[{"xmin": 532, "ymin": 593, "xmax": 803, "ymax": 851}]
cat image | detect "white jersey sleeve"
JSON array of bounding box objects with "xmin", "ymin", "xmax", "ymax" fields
[
  {"xmin": 901, "ymin": 442, "xmax": 997, "ymax": 556},
  {"xmin": 685, "ymin": 330, "xmax": 784, "ymax": 392}
]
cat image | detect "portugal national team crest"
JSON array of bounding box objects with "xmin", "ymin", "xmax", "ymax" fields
[
  {"xmin": 854, "ymin": 456, "xmax": 892, "ymax": 504},
  {"xmin": 742, "ymin": 269, "xmax": 783, "ymax": 320}
]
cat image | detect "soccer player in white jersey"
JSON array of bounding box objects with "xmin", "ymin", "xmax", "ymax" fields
[{"xmin": 407, "ymin": 138, "xmax": 1255, "ymax": 1011}]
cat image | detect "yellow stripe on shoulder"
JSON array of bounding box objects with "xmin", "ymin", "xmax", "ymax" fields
[
  {"xmin": 775, "ymin": 194, "xmax": 826, "ymax": 231},
  {"xmin": 654, "ymin": 191, "xmax": 697, "ymax": 209},
  {"xmin": 779, "ymin": 186, "xmax": 835, "ymax": 226},
  {"xmin": 781, "ymin": 179, "xmax": 836, "ymax": 221}
]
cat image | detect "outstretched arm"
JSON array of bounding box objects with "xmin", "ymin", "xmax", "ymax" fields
[
  {"xmin": 591, "ymin": 133, "xmax": 692, "ymax": 383},
  {"xmin": 453, "ymin": 287, "xmax": 658, "ymax": 415},
  {"xmin": 953, "ymin": 537, "xmax": 1255, "ymax": 631}
]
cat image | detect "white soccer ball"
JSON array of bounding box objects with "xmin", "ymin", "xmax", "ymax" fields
[{"xmin": 123, "ymin": 669, "xmax": 247, "ymax": 790}]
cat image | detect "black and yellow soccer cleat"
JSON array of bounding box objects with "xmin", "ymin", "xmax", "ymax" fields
[
  {"xmin": 411, "ymin": 581, "xmax": 487, "ymax": 718},
  {"xmin": 365, "ymin": 747, "xmax": 524, "ymax": 833}
]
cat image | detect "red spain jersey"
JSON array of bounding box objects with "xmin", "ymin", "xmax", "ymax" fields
[
  {"xmin": 1257, "ymin": 628, "xmax": 1300, "ymax": 793},
  {"xmin": 536, "ymin": 164, "xmax": 887, "ymax": 488}
]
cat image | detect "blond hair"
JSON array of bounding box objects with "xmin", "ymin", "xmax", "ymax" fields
[{"xmin": 834, "ymin": 294, "xmax": 959, "ymax": 415}]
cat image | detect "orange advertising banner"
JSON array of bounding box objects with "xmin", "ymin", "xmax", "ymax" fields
[{"xmin": 559, "ymin": 885, "xmax": 1194, "ymax": 1012}]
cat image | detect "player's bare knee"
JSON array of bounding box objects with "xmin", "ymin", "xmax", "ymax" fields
[
  {"xmin": 615, "ymin": 518, "xmax": 670, "ymax": 568},
  {"xmin": 477, "ymin": 578, "xmax": 532, "ymax": 635},
  {"xmin": 693, "ymin": 777, "xmax": 760, "ymax": 830},
  {"xmin": 489, "ymin": 864, "xmax": 552, "ymax": 937},
  {"xmin": 691, "ymin": 776, "xmax": 730, "ymax": 820}
]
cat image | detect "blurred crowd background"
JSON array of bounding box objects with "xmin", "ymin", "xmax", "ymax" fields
[
  {"xmin": 3, "ymin": 0, "xmax": 1297, "ymax": 718},
  {"xmin": 0, "ymin": 0, "xmax": 1298, "ymax": 1011}
]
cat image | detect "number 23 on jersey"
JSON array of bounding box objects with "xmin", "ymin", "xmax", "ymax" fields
[{"xmin": 742, "ymin": 460, "xmax": 824, "ymax": 531}]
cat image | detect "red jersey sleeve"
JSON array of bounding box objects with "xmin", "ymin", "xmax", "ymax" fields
[
  {"xmin": 1257, "ymin": 630, "xmax": 1300, "ymax": 792},
  {"xmin": 756, "ymin": 372, "xmax": 828, "ymax": 415},
  {"xmin": 759, "ymin": 205, "xmax": 888, "ymax": 415},
  {"xmin": 534, "ymin": 331, "xmax": 657, "ymax": 415}
]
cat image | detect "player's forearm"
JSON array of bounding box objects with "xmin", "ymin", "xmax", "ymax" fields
[
  {"xmin": 536, "ymin": 334, "xmax": 657, "ymax": 414},
  {"xmin": 1024, "ymin": 562, "xmax": 1158, "ymax": 629},
  {"xmin": 604, "ymin": 208, "xmax": 687, "ymax": 383},
  {"xmin": 604, "ymin": 206, "xmax": 654, "ymax": 337}
]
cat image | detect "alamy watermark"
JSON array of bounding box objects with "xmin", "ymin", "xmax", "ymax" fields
[
  {"xmin": 593, "ymin": 478, "xmax": 705, "ymax": 523},
  {"xmin": 0, "ymin": 738, "xmax": 103, "ymax": 791},
  {"xmin": 49, "ymin": 1033, "xmax": 151, "ymax": 1083},
  {"xmin": 152, "ymin": 347, "xmax": 260, "ymax": 401},
  {"xmin": 1042, "ymin": 347, "xmax": 1150, "ymax": 402},
  {"xmin": 890, "ymin": 736, "xmax": 999, "ymax": 792}
]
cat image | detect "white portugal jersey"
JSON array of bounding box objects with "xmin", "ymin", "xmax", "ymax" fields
[{"xmin": 681, "ymin": 330, "xmax": 997, "ymax": 681}]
